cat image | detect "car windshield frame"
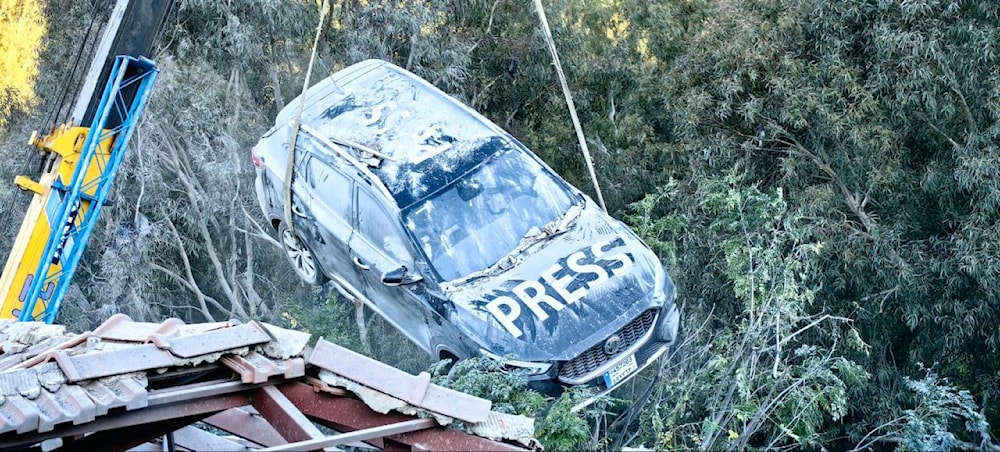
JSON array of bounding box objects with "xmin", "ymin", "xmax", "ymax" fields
[{"xmin": 401, "ymin": 141, "xmax": 578, "ymax": 283}]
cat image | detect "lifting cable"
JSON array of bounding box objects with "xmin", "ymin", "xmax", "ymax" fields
[
  {"xmin": 531, "ymin": 0, "xmax": 607, "ymax": 212},
  {"xmin": 282, "ymin": 0, "xmax": 331, "ymax": 238}
]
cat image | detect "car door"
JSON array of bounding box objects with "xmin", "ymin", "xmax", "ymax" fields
[
  {"xmin": 348, "ymin": 185, "xmax": 439, "ymax": 354},
  {"xmin": 290, "ymin": 135, "xmax": 361, "ymax": 293}
]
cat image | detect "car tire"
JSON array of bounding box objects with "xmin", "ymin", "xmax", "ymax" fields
[{"xmin": 278, "ymin": 223, "xmax": 328, "ymax": 286}]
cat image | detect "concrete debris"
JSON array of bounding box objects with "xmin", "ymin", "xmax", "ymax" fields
[
  {"xmin": 172, "ymin": 347, "xmax": 251, "ymax": 368},
  {"xmin": 34, "ymin": 363, "xmax": 65, "ymax": 393},
  {"xmin": 467, "ymin": 411, "xmax": 537, "ymax": 444},
  {"xmin": 317, "ymin": 369, "xmax": 455, "ymax": 426},
  {"xmin": 1, "ymin": 323, "xmax": 66, "ymax": 348},
  {"xmin": 259, "ymin": 323, "xmax": 310, "ymax": 360}
]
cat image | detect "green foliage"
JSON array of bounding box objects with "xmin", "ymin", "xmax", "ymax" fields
[
  {"xmin": 624, "ymin": 175, "xmax": 871, "ymax": 449},
  {"xmin": 431, "ymin": 356, "xmax": 601, "ymax": 450},
  {"xmin": 0, "ymin": 0, "xmax": 46, "ymax": 127},
  {"xmin": 436, "ymin": 356, "xmax": 546, "ymax": 416},
  {"xmin": 281, "ymin": 290, "xmax": 364, "ymax": 353},
  {"xmin": 535, "ymin": 390, "xmax": 590, "ymax": 451},
  {"xmin": 899, "ymin": 367, "xmax": 993, "ymax": 451},
  {"xmin": 618, "ymin": 0, "xmax": 1000, "ymax": 447}
]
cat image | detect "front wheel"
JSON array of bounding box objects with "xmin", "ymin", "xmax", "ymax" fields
[{"xmin": 278, "ymin": 223, "xmax": 327, "ymax": 286}]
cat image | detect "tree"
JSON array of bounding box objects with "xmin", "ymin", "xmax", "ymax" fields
[
  {"xmin": 0, "ymin": 0, "xmax": 46, "ymax": 127},
  {"xmin": 624, "ymin": 175, "xmax": 868, "ymax": 449},
  {"xmin": 632, "ymin": 0, "xmax": 1000, "ymax": 446},
  {"xmin": 72, "ymin": 0, "xmax": 321, "ymax": 326}
]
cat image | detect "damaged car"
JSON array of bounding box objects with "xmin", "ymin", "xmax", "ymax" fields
[{"xmin": 252, "ymin": 59, "xmax": 680, "ymax": 408}]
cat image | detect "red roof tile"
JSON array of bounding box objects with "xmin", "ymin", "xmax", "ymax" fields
[{"xmin": 0, "ymin": 315, "xmax": 537, "ymax": 451}]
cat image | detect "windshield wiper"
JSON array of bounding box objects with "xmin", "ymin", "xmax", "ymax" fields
[
  {"xmin": 446, "ymin": 235, "xmax": 531, "ymax": 289},
  {"xmin": 446, "ymin": 198, "xmax": 585, "ymax": 290},
  {"xmin": 547, "ymin": 202, "xmax": 583, "ymax": 236},
  {"xmin": 525, "ymin": 196, "xmax": 584, "ymax": 245}
]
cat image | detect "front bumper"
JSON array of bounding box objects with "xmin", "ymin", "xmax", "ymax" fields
[
  {"xmin": 531, "ymin": 304, "xmax": 680, "ymax": 411},
  {"xmin": 570, "ymin": 340, "xmax": 671, "ymax": 412}
]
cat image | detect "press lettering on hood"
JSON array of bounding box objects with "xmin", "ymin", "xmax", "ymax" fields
[{"xmin": 485, "ymin": 237, "xmax": 634, "ymax": 338}]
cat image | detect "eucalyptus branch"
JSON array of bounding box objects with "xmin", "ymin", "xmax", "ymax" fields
[
  {"xmin": 149, "ymin": 262, "xmax": 226, "ymax": 320},
  {"xmin": 165, "ymin": 144, "xmax": 246, "ymax": 319},
  {"xmin": 770, "ymin": 126, "xmax": 875, "ymax": 233},
  {"xmin": 916, "ymin": 112, "xmax": 963, "ymax": 152},
  {"xmin": 848, "ymin": 416, "xmax": 907, "ymax": 452},
  {"xmin": 933, "ymin": 55, "xmax": 978, "ymax": 137},
  {"xmin": 763, "ymin": 314, "xmax": 852, "ymax": 353},
  {"xmin": 160, "ymin": 218, "xmax": 217, "ymax": 321}
]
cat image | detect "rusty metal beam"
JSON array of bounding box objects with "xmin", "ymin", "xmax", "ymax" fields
[
  {"xmin": 0, "ymin": 385, "xmax": 250, "ymax": 450},
  {"xmin": 259, "ymin": 418, "xmax": 437, "ymax": 452},
  {"xmin": 173, "ymin": 424, "xmax": 249, "ymax": 451},
  {"xmin": 203, "ymin": 407, "xmax": 287, "ymax": 448},
  {"xmin": 61, "ymin": 413, "xmax": 205, "ymax": 452},
  {"xmin": 252, "ymin": 385, "xmax": 325, "ymax": 449},
  {"xmin": 280, "ymin": 383, "xmax": 528, "ymax": 452},
  {"xmin": 147, "ymin": 379, "xmax": 258, "ymax": 406}
]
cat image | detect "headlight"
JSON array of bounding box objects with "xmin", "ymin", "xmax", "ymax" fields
[
  {"xmin": 655, "ymin": 303, "xmax": 680, "ymax": 343},
  {"xmin": 652, "ymin": 264, "xmax": 679, "ymax": 343},
  {"xmin": 479, "ymin": 349, "xmax": 552, "ymax": 375},
  {"xmin": 652, "ymin": 264, "xmax": 676, "ymax": 305}
]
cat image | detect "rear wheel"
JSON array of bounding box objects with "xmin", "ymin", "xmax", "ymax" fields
[{"xmin": 279, "ymin": 223, "xmax": 327, "ymax": 286}]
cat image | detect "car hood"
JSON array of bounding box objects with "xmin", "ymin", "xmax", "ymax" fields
[{"xmin": 446, "ymin": 203, "xmax": 666, "ymax": 361}]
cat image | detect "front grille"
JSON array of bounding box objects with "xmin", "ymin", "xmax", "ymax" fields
[{"xmin": 559, "ymin": 309, "xmax": 658, "ymax": 382}]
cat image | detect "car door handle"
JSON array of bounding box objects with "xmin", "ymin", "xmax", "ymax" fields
[{"xmin": 352, "ymin": 256, "xmax": 370, "ymax": 271}]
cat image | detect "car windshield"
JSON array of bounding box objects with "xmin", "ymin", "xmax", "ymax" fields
[{"xmin": 402, "ymin": 144, "xmax": 576, "ymax": 282}]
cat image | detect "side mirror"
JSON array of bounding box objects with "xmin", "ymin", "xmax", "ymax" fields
[{"xmin": 381, "ymin": 265, "xmax": 423, "ymax": 286}]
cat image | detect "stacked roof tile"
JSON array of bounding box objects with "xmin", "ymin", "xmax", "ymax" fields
[{"xmin": 0, "ymin": 314, "xmax": 537, "ymax": 451}]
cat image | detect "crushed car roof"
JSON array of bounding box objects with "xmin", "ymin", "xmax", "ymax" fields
[{"xmin": 277, "ymin": 59, "xmax": 512, "ymax": 209}]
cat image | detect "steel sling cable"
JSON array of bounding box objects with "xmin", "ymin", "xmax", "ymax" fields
[
  {"xmin": 282, "ymin": 0, "xmax": 331, "ymax": 238},
  {"xmin": 532, "ymin": 0, "xmax": 608, "ymax": 212}
]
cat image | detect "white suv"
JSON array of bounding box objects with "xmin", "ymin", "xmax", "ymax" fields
[{"xmin": 253, "ymin": 59, "xmax": 680, "ymax": 405}]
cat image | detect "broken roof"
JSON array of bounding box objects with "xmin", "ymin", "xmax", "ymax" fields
[{"xmin": 0, "ymin": 314, "xmax": 538, "ymax": 451}]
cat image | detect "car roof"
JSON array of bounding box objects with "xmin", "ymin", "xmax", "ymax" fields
[{"xmin": 278, "ymin": 59, "xmax": 511, "ymax": 209}]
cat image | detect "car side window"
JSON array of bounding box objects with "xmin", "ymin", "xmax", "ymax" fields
[
  {"xmin": 356, "ymin": 189, "xmax": 410, "ymax": 264},
  {"xmin": 305, "ymin": 157, "xmax": 352, "ymax": 218}
]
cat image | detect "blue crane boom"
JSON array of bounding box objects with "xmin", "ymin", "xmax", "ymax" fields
[{"xmin": 0, "ymin": 0, "xmax": 172, "ymax": 323}]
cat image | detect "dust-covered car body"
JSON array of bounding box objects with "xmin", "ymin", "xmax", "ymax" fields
[{"xmin": 253, "ymin": 59, "xmax": 679, "ymax": 406}]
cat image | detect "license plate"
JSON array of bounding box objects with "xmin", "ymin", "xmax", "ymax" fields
[{"xmin": 603, "ymin": 354, "xmax": 638, "ymax": 388}]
